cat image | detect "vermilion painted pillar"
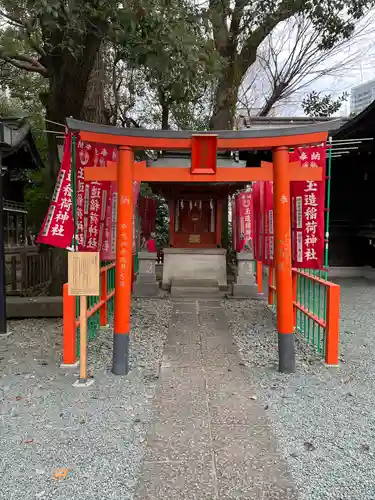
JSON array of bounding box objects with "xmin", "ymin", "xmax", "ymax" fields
[
  {"xmin": 272, "ymin": 146, "xmax": 295, "ymax": 373},
  {"xmin": 112, "ymin": 146, "xmax": 133, "ymax": 375}
]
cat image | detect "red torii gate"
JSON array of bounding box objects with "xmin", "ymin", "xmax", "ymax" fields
[{"xmin": 67, "ymin": 118, "xmax": 341, "ymax": 375}]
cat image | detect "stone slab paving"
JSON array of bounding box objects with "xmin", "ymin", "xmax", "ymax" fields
[{"xmin": 135, "ymin": 299, "xmax": 298, "ymax": 500}]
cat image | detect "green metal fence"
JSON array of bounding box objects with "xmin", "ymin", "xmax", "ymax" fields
[
  {"xmin": 267, "ymin": 265, "xmax": 339, "ymax": 364},
  {"xmin": 295, "ymin": 268, "xmax": 328, "ymax": 356},
  {"xmin": 76, "ymin": 262, "xmax": 115, "ymax": 356}
]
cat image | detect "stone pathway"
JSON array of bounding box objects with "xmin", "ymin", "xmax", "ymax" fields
[{"xmin": 135, "ymin": 299, "xmax": 298, "ymax": 500}]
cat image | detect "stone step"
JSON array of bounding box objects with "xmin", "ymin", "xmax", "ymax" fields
[
  {"xmin": 171, "ymin": 286, "xmax": 225, "ymax": 298},
  {"xmin": 171, "ymin": 278, "xmax": 219, "ymax": 288}
]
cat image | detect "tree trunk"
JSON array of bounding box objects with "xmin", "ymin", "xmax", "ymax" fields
[
  {"xmin": 209, "ymin": 62, "xmax": 244, "ymax": 130},
  {"xmin": 209, "ymin": 43, "xmax": 259, "ymax": 130},
  {"xmin": 44, "ymin": 33, "xmax": 103, "ymax": 177},
  {"xmin": 161, "ymin": 102, "xmax": 169, "ymax": 130},
  {"xmin": 82, "ymin": 44, "xmax": 107, "ymax": 124},
  {"xmin": 158, "ymin": 88, "xmax": 170, "ymax": 130},
  {"xmin": 42, "ymin": 33, "xmax": 103, "ymax": 295}
]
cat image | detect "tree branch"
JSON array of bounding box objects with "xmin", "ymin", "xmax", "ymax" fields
[
  {"xmin": 239, "ymin": 0, "xmax": 304, "ymax": 74},
  {"xmin": 0, "ymin": 51, "xmax": 48, "ymax": 76},
  {"xmin": 208, "ymin": 0, "xmax": 230, "ymax": 55}
]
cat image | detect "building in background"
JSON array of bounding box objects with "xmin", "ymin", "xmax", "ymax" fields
[{"xmin": 350, "ymin": 79, "xmax": 375, "ymax": 116}]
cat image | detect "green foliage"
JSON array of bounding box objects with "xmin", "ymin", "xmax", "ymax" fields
[
  {"xmin": 119, "ymin": 0, "xmax": 221, "ymax": 129},
  {"xmin": 24, "ymin": 169, "xmax": 54, "ymax": 231},
  {"xmin": 302, "ymin": 90, "xmax": 348, "ymax": 117},
  {"xmin": 156, "ymin": 199, "xmax": 169, "ymax": 249}
]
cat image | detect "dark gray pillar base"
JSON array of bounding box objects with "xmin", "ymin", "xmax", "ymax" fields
[
  {"xmin": 278, "ymin": 333, "xmax": 295, "ymax": 373},
  {"xmin": 112, "ymin": 333, "xmax": 129, "ymax": 375},
  {"xmin": 133, "ymin": 282, "xmax": 159, "ymax": 297}
]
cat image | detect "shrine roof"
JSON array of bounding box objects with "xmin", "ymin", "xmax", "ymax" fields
[
  {"xmin": 67, "ymin": 118, "xmax": 342, "ymax": 141},
  {"xmin": 334, "ymin": 100, "xmax": 375, "ymax": 140},
  {"xmin": 150, "ymin": 151, "xmax": 246, "ymax": 168},
  {"xmin": 236, "ymin": 114, "xmax": 348, "ymax": 130},
  {"xmin": 0, "ymin": 116, "xmax": 44, "ymax": 172}
]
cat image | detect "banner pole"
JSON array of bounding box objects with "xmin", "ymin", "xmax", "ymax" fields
[
  {"xmin": 324, "ymin": 137, "xmax": 332, "ymax": 276},
  {"xmin": 71, "ymin": 134, "xmax": 78, "ymax": 251}
]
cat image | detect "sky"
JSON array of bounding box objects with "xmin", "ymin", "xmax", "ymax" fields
[
  {"xmin": 279, "ymin": 11, "xmax": 375, "ymax": 116},
  {"xmin": 238, "ymin": 9, "xmax": 375, "ymax": 117}
]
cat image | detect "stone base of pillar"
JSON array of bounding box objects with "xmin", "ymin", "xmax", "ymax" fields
[
  {"xmin": 232, "ymin": 283, "xmax": 259, "ymax": 298},
  {"xmin": 233, "ymin": 252, "xmax": 259, "ymax": 298},
  {"xmin": 133, "ymin": 252, "xmax": 159, "ymax": 297}
]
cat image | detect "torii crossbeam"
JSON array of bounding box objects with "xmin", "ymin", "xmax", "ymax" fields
[{"xmin": 67, "ymin": 118, "xmax": 341, "ymax": 375}]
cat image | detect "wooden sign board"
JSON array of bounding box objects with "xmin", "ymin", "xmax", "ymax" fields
[
  {"xmin": 189, "ymin": 234, "xmax": 201, "ymax": 244},
  {"xmin": 68, "ymin": 252, "xmax": 100, "ymax": 296}
]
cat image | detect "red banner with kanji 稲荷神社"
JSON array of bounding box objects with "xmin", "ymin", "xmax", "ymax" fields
[
  {"xmin": 38, "ymin": 133, "xmax": 124, "ymax": 259},
  {"xmin": 37, "ymin": 132, "xmax": 75, "ymax": 249},
  {"xmin": 289, "ymin": 144, "xmax": 326, "ymax": 269}
]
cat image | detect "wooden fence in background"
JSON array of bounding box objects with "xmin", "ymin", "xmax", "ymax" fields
[{"xmin": 6, "ymin": 247, "xmax": 53, "ymax": 295}]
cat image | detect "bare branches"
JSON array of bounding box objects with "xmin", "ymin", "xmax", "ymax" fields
[{"xmin": 238, "ymin": 10, "xmax": 375, "ymax": 117}]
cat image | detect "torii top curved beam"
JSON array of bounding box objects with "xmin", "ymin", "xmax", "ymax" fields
[{"xmin": 66, "ymin": 118, "xmax": 342, "ymax": 151}]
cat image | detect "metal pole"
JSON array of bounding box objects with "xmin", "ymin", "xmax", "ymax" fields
[
  {"xmin": 324, "ymin": 137, "xmax": 333, "ymax": 277},
  {"xmin": 272, "ymin": 146, "xmax": 295, "ymax": 373},
  {"xmin": 0, "ymin": 153, "xmax": 8, "ymax": 335}
]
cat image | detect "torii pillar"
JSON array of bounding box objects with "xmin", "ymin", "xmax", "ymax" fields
[
  {"xmin": 273, "ymin": 146, "xmax": 295, "ymax": 373},
  {"xmin": 112, "ymin": 146, "xmax": 133, "ymax": 375}
]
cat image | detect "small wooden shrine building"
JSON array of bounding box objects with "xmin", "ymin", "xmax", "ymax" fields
[
  {"xmin": 148, "ymin": 151, "xmax": 246, "ymax": 289},
  {"xmin": 0, "ymin": 116, "xmax": 43, "ymax": 246},
  {"xmin": 329, "ymin": 103, "xmax": 375, "ymax": 271}
]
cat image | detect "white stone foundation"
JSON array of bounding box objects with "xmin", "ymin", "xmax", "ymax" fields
[{"xmin": 162, "ymin": 248, "xmax": 227, "ymax": 288}]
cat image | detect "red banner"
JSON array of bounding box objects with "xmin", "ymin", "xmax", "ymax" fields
[
  {"xmin": 251, "ymin": 182, "xmax": 261, "ymax": 260},
  {"xmin": 37, "ymin": 133, "xmax": 75, "ymax": 249},
  {"xmin": 289, "ymin": 144, "xmax": 326, "ymax": 269},
  {"xmin": 101, "ymin": 180, "xmax": 140, "ymax": 261},
  {"xmin": 75, "ymin": 140, "xmax": 116, "ymax": 252},
  {"xmin": 232, "ymin": 198, "xmax": 237, "ymax": 252},
  {"xmin": 236, "ymin": 191, "xmax": 252, "ymax": 252},
  {"xmin": 262, "ymin": 181, "xmax": 274, "ymax": 265}
]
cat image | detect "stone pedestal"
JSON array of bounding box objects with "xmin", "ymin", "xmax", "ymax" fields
[
  {"xmin": 162, "ymin": 248, "xmax": 227, "ymax": 290},
  {"xmin": 232, "ymin": 252, "xmax": 259, "ymax": 298},
  {"xmin": 133, "ymin": 252, "xmax": 159, "ymax": 297}
]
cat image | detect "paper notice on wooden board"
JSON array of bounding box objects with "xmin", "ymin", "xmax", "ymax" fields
[{"xmin": 68, "ymin": 252, "xmax": 100, "ymax": 296}]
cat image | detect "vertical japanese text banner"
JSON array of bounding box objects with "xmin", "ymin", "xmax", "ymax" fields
[
  {"xmin": 262, "ymin": 181, "xmax": 274, "ymax": 266},
  {"xmin": 237, "ymin": 191, "xmax": 253, "ymax": 250},
  {"xmin": 251, "ymin": 182, "xmax": 262, "ymax": 261},
  {"xmin": 289, "ymin": 145, "xmax": 326, "ymax": 269},
  {"xmin": 76, "ymin": 140, "xmax": 117, "ymax": 253},
  {"xmin": 37, "ymin": 132, "xmax": 75, "ymax": 249},
  {"xmin": 231, "ymin": 197, "xmax": 237, "ymax": 252},
  {"xmin": 101, "ymin": 180, "xmax": 141, "ymax": 261}
]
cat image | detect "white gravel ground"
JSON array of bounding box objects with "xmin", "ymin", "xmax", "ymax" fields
[
  {"xmin": 224, "ymin": 278, "xmax": 375, "ymax": 500},
  {"xmin": 0, "ymin": 298, "xmax": 172, "ymax": 500}
]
